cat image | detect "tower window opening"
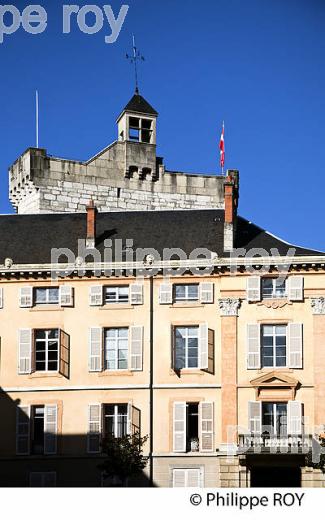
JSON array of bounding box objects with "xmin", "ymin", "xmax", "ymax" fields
[{"xmin": 129, "ymin": 117, "xmax": 140, "ymax": 141}]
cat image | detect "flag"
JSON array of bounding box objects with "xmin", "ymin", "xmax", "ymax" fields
[{"xmin": 219, "ymin": 122, "xmax": 225, "ymax": 170}]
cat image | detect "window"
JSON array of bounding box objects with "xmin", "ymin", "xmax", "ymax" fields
[
  {"xmin": 262, "ymin": 402, "xmax": 287, "ymax": 436},
  {"xmin": 175, "ymin": 326, "xmax": 199, "ymax": 369},
  {"xmin": 128, "ymin": 116, "xmax": 153, "ymax": 143},
  {"xmin": 173, "ymin": 402, "xmax": 214, "ymax": 453},
  {"xmin": 29, "ymin": 472, "xmax": 56, "ymax": 487},
  {"xmin": 34, "ymin": 287, "xmax": 59, "ymax": 305},
  {"xmin": 261, "ymin": 325, "xmax": 286, "ymax": 368},
  {"xmin": 17, "ymin": 404, "xmax": 58, "ymax": 455},
  {"xmin": 104, "ymin": 328, "xmax": 129, "ymax": 370},
  {"xmin": 172, "ymin": 468, "xmax": 203, "ymax": 488},
  {"xmin": 104, "ymin": 286, "xmax": 129, "ymax": 304},
  {"xmin": 103, "ymin": 404, "xmax": 128, "ymax": 438},
  {"xmin": 174, "ymin": 284, "xmax": 199, "ymax": 303},
  {"xmin": 35, "ymin": 329, "xmax": 59, "ymax": 372},
  {"xmin": 262, "ymin": 278, "xmax": 286, "ymax": 299},
  {"xmin": 187, "ymin": 403, "xmax": 199, "ymax": 452}
]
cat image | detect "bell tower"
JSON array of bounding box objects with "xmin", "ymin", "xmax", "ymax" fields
[{"xmin": 116, "ymin": 92, "xmax": 159, "ymax": 179}]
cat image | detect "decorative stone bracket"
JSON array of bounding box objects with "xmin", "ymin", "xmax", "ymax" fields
[
  {"xmin": 218, "ymin": 298, "xmax": 241, "ymax": 317},
  {"xmin": 311, "ymin": 297, "xmax": 325, "ymax": 315}
]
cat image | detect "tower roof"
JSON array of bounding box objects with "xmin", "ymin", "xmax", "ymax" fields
[{"xmin": 122, "ymin": 93, "xmax": 158, "ymax": 116}]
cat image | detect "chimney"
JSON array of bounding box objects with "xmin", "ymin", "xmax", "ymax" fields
[
  {"xmin": 223, "ymin": 170, "xmax": 239, "ymax": 252},
  {"xmin": 86, "ymin": 199, "xmax": 97, "ymax": 249}
]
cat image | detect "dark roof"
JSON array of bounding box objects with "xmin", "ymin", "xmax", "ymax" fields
[
  {"xmin": 122, "ymin": 93, "xmax": 158, "ymax": 116},
  {"xmin": 0, "ymin": 210, "xmax": 323, "ymax": 266}
]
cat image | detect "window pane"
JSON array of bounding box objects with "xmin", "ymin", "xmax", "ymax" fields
[
  {"xmin": 187, "ymin": 285, "xmax": 199, "ymax": 299},
  {"xmin": 35, "ymin": 289, "xmax": 46, "ymax": 303},
  {"xmin": 175, "ymin": 286, "xmax": 185, "ymax": 299},
  {"xmin": 48, "ymin": 288, "xmax": 59, "ymax": 302},
  {"xmin": 276, "ymin": 326, "xmax": 286, "ymax": 335},
  {"xmin": 263, "ymin": 326, "xmax": 273, "ymax": 335}
]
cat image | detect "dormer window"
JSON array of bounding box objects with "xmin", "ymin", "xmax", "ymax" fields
[{"xmin": 128, "ymin": 117, "xmax": 153, "ymax": 143}]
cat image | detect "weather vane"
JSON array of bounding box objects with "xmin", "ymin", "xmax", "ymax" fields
[{"xmin": 126, "ymin": 35, "xmax": 145, "ymax": 94}]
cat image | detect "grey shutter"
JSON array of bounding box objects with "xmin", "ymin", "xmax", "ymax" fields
[
  {"xmin": 288, "ymin": 401, "xmax": 303, "ymax": 435},
  {"xmin": 199, "ymin": 402, "xmax": 214, "ymax": 452},
  {"xmin": 16, "ymin": 406, "xmax": 30, "ymax": 455},
  {"xmin": 130, "ymin": 283, "xmax": 143, "ymax": 305},
  {"xmin": 18, "ymin": 329, "xmax": 32, "ymax": 374},
  {"xmin": 199, "ymin": 323, "xmax": 208, "ymax": 370},
  {"xmin": 187, "ymin": 469, "xmax": 202, "ymax": 487},
  {"xmin": 288, "ymin": 276, "xmax": 304, "ymax": 301},
  {"xmin": 89, "ymin": 328, "xmax": 102, "ymax": 372},
  {"xmin": 173, "ymin": 402, "xmax": 186, "ymax": 452},
  {"xmin": 127, "ymin": 403, "xmax": 140, "ymax": 436},
  {"xmin": 44, "ymin": 405, "xmax": 57, "ymax": 454},
  {"xmin": 248, "ymin": 401, "xmax": 262, "ymax": 434},
  {"xmin": 247, "ymin": 324, "xmax": 261, "ymax": 369},
  {"xmin": 19, "ymin": 286, "xmax": 33, "ymax": 308},
  {"xmin": 202, "ymin": 328, "xmax": 215, "ymax": 374},
  {"xmin": 159, "ymin": 283, "xmax": 173, "ymax": 304},
  {"xmin": 0, "ymin": 287, "xmax": 3, "ymax": 309},
  {"xmin": 130, "ymin": 326, "xmax": 143, "ymax": 371},
  {"xmin": 59, "ymin": 286, "xmax": 74, "ymax": 307},
  {"xmin": 246, "ymin": 277, "xmax": 261, "ymax": 302},
  {"xmin": 87, "ymin": 404, "xmax": 101, "ymax": 453},
  {"xmin": 89, "ymin": 286, "xmax": 103, "ymax": 306},
  {"xmin": 288, "ymin": 323, "xmax": 303, "ymax": 368},
  {"xmin": 199, "ymin": 282, "xmax": 214, "ymax": 304},
  {"xmin": 59, "ymin": 330, "xmax": 70, "ymax": 378},
  {"xmin": 173, "ymin": 469, "xmax": 186, "ymax": 487}
]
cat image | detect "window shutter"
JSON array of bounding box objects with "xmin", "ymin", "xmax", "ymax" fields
[
  {"xmin": 87, "ymin": 404, "xmax": 101, "ymax": 453},
  {"xmin": 130, "ymin": 326, "xmax": 143, "ymax": 371},
  {"xmin": 288, "ymin": 276, "xmax": 304, "ymax": 301},
  {"xmin": 288, "ymin": 401, "xmax": 303, "ymax": 435},
  {"xmin": 18, "ymin": 329, "xmax": 32, "ymax": 374},
  {"xmin": 173, "ymin": 402, "xmax": 186, "ymax": 452},
  {"xmin": 89, "ymin": 328, "xmax": 102, "ymax": 372},
  {"xmin": 59, "ymin": 286, "xmax": 74, "ymax": 307},
  {"xmin": 199, "ymin": 323, "xmax": 209, "ymax": 370},
  {"xmin": 16, "ymin": 406, "xmax": 30, "ymax": 455},
  {"xmin": 173, "ymin": 469, "xmax": 186, "ymax": 487},
  {"xmin": 159, "ymin": 283, "xmax": 172, "ymax": 304},
  {"xmin": 89, "ymin": 286, "xmax": 103, "ymax": 306},
  {"xmin": 247, "ymin": 324, "xmax": 261, "ymax": 369},
  {"xmin": 199, "ymin": 282, "xmax": 214, "ymax": 304},
  {"xmin": 59, "ymin": 330, "xmax": 70, "ymax": 378},
  {"xmin": 288, "ymin": 323, "xmax": 303, "ymax": 369},
  {"xmin": 127, "ymin": 403, "xmax": 140, "ymax": 436},
  {"xmin": 248, "ymin": 401, "xmax": 262, "ymax": 435},
  {"xmin": 44, "ymin": 405, "xmax": 58, "ymax": 455},
  {"xmin": 19, "ymin": 286, "xmax": 33, "ymax": 308},
  {"xmin": 187, "ymin": 469, "xmax": 202, "ymax": 488},
  {"xmin": 0, "ymin": 287, "xmax": 3, "ymax": 309},
  {"xmin": 246, "ymin": 277, "xmax": 261, "ymax": 302},
  {"xmin": 199, "ymin": 402, "xmax": 214, "ymax": 452},
  {"xmin": 130, "ymin": 284, "xmax": 143, "ymax": 305}
]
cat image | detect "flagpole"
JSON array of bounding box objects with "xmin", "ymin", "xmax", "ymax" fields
[{"xmin": 36, "ymin": 90, "xmax": 39, "ymax": 148}]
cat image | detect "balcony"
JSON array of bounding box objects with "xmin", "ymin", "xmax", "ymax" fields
[{"xmin": 238, "ymin": 433, "xmax": 313, "ymax": 454}]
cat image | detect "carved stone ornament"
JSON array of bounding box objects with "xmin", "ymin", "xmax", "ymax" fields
[
  {"xmin": 257, "ymin": 300, "xmax": 292, "ymax": 309},
  {"xmin": 4, "ymin": 258, "xmax": 13, "ymax": 269},
  {"xmin": 218, "ymin": 298, "xmax": 241, "ymax": 317},
  {"xmin": 311, "ymin": 297, "xmax": 325, "ymax": 315}
]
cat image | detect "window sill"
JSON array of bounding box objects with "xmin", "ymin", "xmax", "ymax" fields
[
  {"xmin": 27, "ymin": 372, "xmax": 63, "ymax": 379},
  {"xmin": 29, "ymin": 306, "xmax": 64, "ymax": 312},
  {"xmin": 257, "ymin": 367, "xmax": 294, "ymax": 374},
  {"xmin": 97, "ymin": 370, "xmax": 134, "ymax": 377},
  {"xmin": 170, "ymin": 303, "xmax": 205, "ymax": 309},
  {"xmin": 170, "ymin": 369, "xmax": 205, "ymax": 376},
  {"xmin": 99, "ymin": 304, "xmax": 135, "ymax": 310}
]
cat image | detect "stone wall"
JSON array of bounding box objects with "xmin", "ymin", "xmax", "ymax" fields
[{"xmin": 9, "ymin": 145, "xmax": 226, "ymax": 214}]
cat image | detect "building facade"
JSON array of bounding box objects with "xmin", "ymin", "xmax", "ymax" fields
[{"xmin": 1, "ymin": 93, "xmax": 325, "ymax": 488}]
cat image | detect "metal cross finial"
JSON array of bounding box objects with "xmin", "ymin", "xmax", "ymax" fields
[{"xmin": 126, "ymin": 35, "xmax": 145, "ymax": 94}]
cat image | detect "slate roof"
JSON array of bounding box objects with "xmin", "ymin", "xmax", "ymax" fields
[
  {"xmin": 121, "ymin": 93, "xmax": 158, "ymax": 116},
  {"xmin": 0, "ymin": 210, "xmax": 322, "ymax": 265}
]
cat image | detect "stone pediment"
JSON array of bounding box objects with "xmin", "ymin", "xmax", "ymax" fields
[{"xmin": 250, "ymin": 371, "xmax": 299, "ymax": 389}]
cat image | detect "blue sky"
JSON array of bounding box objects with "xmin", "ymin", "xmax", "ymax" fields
[{"xmin": 0, "ymin": 0, "xmax": 324, "ymax": 251}]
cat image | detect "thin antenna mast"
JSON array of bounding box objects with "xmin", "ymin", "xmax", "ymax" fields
[
  {"xmin": 36, "ymin": 90, "xmax": 39, "ymax": 148},
  {"xmin": 126, "ymin": 35, "xmax": 145, "ymax": 94}
]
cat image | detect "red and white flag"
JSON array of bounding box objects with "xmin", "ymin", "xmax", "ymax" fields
[{"xmin": 219, "ymin": 121, "xmax": 225, "ymax": 171}]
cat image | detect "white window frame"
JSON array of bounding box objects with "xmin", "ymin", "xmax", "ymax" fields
[
  {"xmin": 262, "ymin": 402, "xmax": 288, "ymax": 436},
  {"xmin": 35, "ymin": 329, "xmax": 59, "ymax": 373},
  {"xmin": 103, "ymin": 404, "xmax": 128, "ymax": 439},
  {"xmin": 174, "ymin": 326, "xmax": 199, "ymax": 369},
  {"xmin": 34, "ymin": 287, "xmax": 60, "ymax": 305},
  {"xmin": 104, "ymin": 328, "xmax": 129, "ymax": 371},
  {"xmin": 261, "ymin": 278, "xmax": 287, "ymax": 299},
  {"xmin": 261, "ymin": 324, "xmax": 287, "ymax": 368},
  {"xmin": 104, "ymin": 286, "xmax": 129, "ymax": 304},
  {"xmin": 172, "ymin": 468, "xmax": 203, "ymax": 488},
  {"xmin": 173, "ymin": 284, "xmax": 199, "ymax": 303}
]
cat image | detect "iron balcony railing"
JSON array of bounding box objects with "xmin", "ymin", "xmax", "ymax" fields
[{"xmin": 238, "ymin": 433, "xmax": 313, "ymax": 454}]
